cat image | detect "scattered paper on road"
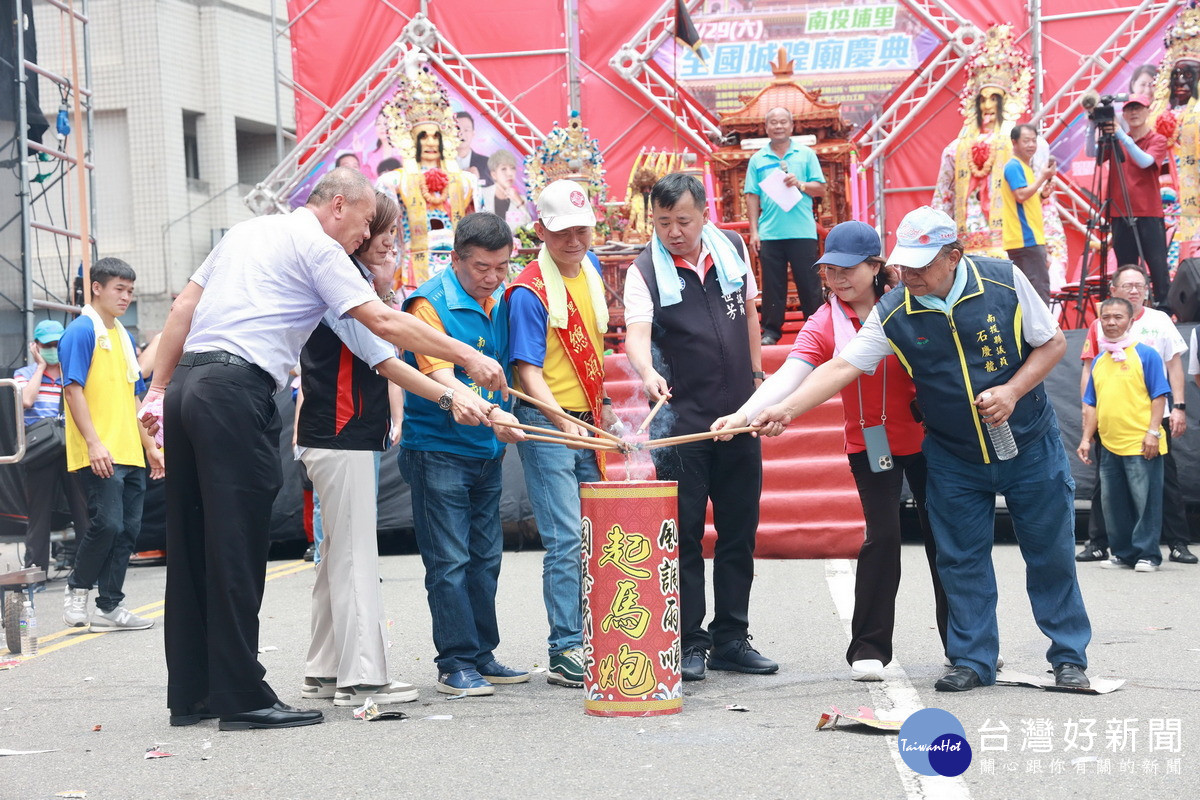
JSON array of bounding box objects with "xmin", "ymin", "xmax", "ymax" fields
[
  {"xmin": 144, "ymin": 747, "xmax": 174, "ymax": 759},
  {"xmin": 995, "ymin": 670, "xmax": 1124, "ymax": 694},
  {"xmin": 0, "ymin": 748, "xmax": 60, "ymax": 756},
  {"xmin": 816, "ymin": 705, "xmax": 904, "ymax": 732}
]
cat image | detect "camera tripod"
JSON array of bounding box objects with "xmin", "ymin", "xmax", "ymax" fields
[{"xmin": 1071, "ymin": 123, "xmax": 1147, "ymax": 326}]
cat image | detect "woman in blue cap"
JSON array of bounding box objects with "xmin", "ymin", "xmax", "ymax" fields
[
  {"xmin": 13, "ymin": 320, "xmax": 90, "ymax": 576},
  {"xmin": 713, "ymin": 221, "xmax": 947, "ymax": 681}
]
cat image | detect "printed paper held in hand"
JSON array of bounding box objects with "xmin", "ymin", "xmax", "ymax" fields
[{"xmin": 759, "ymin": 169, "xmax": 802, "ymax": 213}]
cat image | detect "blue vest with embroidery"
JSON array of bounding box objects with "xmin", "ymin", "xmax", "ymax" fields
[
  {"xmin": 875, "ymin": 256, "xmax": 1054, "ymax": 463},
  {"xmin": 401, "ymin": 268, "xmax": 511, "ymax": 459}
]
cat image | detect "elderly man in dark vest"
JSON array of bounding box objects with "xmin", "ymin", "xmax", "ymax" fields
[
  {"xmin": 623, "ymin": 172, "xmax": 776, "ymax": 682},
  {"xmin": 740, "ymin": 206, "xmax": 1092, "ymax": 692}
]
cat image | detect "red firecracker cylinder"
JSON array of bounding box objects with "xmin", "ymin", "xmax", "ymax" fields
[{"xmin": 580, "ymin": 480, "xmax": 681, "ymax": 717}]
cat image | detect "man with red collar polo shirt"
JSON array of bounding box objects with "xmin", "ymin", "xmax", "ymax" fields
[
  {"xmin": 506, "ymin": 179, "xmax": 617, "ymax": 689},
  {"xmin": 747, "ymin": 207, "xmax": 1091, "ymax": 693},
  {"xmin": 623, "ymin": 173, "xmax": 776, "ymax": 682}
]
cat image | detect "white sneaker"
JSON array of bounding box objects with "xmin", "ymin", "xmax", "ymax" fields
[
  {"xmin": 301, "ymin": 676, "xmax": 337, "ymax": 699},
  {"xmin": 333, "ymin": 681, "xmax": 419, "ymax": 707},
  {"xmin": 89, "ymin": 605, "xmax": 154, "ymax": 631},
  {"xmin": 850, "ymin": 659, "xmax": 885, "ymax": 681},
  {"xmin": 1101, "ymin": 557, "xmax": 1133, "ymax": 570},
  {"xmin": 1134, "ymin": 560, "xmax": 1158, "ymax": 573},
  {"xmin": 63, "ymin": 586, "xmax": 89, "ymax": 627}
]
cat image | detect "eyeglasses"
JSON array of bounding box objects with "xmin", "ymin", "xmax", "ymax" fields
[{"xmin": 1114, "ymin": 282, "xmax": 1146, "ymax": 291}]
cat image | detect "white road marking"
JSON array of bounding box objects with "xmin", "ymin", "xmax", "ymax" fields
[{"xmin": 825, "ymin": 558, "xmax": 972, "ymax": 800}]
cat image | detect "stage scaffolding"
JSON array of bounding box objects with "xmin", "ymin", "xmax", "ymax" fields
[{"xmin": 1, "ymin": 0, "xmax": 94, "ymax": 367}]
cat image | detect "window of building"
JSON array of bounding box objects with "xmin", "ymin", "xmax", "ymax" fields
[{"xmin": 183, "ymin": 112, "xmax": 201, "ymax": 181}]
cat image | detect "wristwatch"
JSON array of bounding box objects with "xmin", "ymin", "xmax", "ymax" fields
[
  {"xmin": 1147, "ymin": 429, "xmax": 1162, "ymax": 438},
  {"xmin": 438, "ymin": 388, "xmax": 455, "ymax": 411},
  {"xmin": 1174, "ymin": 403, "xmax": 1186, "ymax": 411}
]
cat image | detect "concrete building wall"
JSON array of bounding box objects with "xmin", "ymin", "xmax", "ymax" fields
[{"xmin": 28, "ymin": 0, "xmax": 295, "ymax": 336}]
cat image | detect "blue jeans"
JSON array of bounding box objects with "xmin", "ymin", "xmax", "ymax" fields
[
  {"xmin": 1099, "ymin": 447, "xmax": 1164, "ymax": 566},
  {"xmin": 400, "ymin": 447, "xmax": 504, "ymax": 673},
  {"xmin": 70, "ymin": 464, "xmax": 146, "ymax": 613},
  {"xmin": 514, "ymin": 403, "xmax": 600, "ymax": 655},
  {"xmin": 924, "ymin": 426, "xmax": 1091, "ymax": 684}
]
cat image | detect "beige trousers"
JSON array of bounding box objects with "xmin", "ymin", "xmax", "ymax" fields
[{"xmin": 300, "ymin": 448, "xmax": 390, "ymax": 686}]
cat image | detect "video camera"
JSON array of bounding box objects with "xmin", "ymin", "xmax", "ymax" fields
[{"xmin": 1081, "ymin": 91, "xmax": 1128, "ymax": 127}]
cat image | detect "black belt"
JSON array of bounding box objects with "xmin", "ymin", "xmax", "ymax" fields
[
  {"xmin": 514, "ymin": 399, "xmax": 593, "ymax": 425},
  {"xmin": 179, "ymin": 350, "xmax": 275, "ymax": 392}
]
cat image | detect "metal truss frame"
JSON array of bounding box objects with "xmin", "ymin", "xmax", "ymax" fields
[
  {"xmin": 1031, "ymin": 0, "xmax": 1178, "ymax": 140},
  {"xmin": 607, "ymin": 0, "xmax": 722, "ymax": 154},
  {"xmin": 2, "ymin": 0, "xmax": 96, "ymax": 357},
  {"xmin": 247, "ymin": 12, "xmax": 546, "ymax": 214}
]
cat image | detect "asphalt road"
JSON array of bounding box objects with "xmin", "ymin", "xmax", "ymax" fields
[{"xmin": 0, "ymin": 541, "xmax": 1195, "ymax": 800}]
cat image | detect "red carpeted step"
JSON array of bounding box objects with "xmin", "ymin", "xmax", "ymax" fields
[{"xmin": 603, "ymin": 350, "xmax": 865, "ymax": 559}]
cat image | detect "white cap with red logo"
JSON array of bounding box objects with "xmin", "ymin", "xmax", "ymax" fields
[
  {"xmin": 886, "ymin": 206, "xmax": 960, "ymax": 269},
  {"xmin": 536, "ymin": 179, "xmax": 596, "ymax": 231}
]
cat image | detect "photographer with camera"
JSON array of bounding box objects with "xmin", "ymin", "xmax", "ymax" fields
[{"xmin": 1096, "ymin": 94, "xmax": 1171, "ymax": 305}]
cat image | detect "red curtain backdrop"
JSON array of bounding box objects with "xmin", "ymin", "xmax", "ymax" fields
[{"xmin": 286, "ymin": 0, "xmax": 1176, "ymax": 279}]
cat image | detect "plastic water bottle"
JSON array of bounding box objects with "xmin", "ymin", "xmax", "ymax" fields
[
  {"xmin": 19, "ymin": 599, "xmax": 38, "ymax": 658},
  {"xmin": 980, "ymin": 392, "xmax": 1018, "ymax": 461}
]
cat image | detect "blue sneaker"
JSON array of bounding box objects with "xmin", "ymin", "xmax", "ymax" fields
[
  {"xmin": 477, "ymin": 659, "xmax": 530, "ymax": 684},
  {"xmin": 437, "ymin": 668, "xmax": 494, "ymax": 696}
]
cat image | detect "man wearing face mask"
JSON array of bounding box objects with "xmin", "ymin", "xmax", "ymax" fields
[{"xmin": 13, "ymin": 320, "xmax": 90, "ymax": 576}]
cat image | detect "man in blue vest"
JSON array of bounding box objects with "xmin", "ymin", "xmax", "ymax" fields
[
  {"xmin": 400, "ymin": 212, "xmax": 528, "ymax": 697},
  {"xmin": 741, "ymin": 206, "xmax": 1092, "ymax": 692}
]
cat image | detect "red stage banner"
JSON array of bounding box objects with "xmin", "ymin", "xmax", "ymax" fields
[{"xmin": 581, "ymin": 481, "xmax": 682, "ymax": 717}]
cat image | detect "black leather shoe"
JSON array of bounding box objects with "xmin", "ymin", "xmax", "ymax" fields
[
  {"xmin": 218, "ymin": 701, "xmax": 324, "ymax": 731},
  {"xmin": 681, "ymin": 646, "xmax": 707, "ymax": 681},
  {"xmin": 1169, "ymin": 544, "xmax": 1199, "ymax": 564},
  {"xmin": 169, "ymin": 701, "xmax": 219, "ymax": 727},
  {"xmin": 1053, "ymin": 663, "xmax": 1090, "ymax": 689},
  {"xmin": 935, "ymin": 666, "xmax": 982, "ymax": 692},
  {"xmin": 1075, "ymin": 543, "xmax": 1108, "ymax": 562},
  {"xmin": 708, "ymin": 637, "xmax": 779, "ymax": 674}
]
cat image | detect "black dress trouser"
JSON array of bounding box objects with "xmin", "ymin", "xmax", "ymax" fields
[
  {"xmin": 653, "ymin": 434, "xmax": 762, "ymax": 650},
  {"xmin": 846, "ymin": 451, "xmax": 949, "ymax": 665},
  {"xmin": 758, "ymin": 237, "xmax": 822, "ymax": 338},
  {"xmin": 164, "ymin": 361, "xmax": 282, "ymax": 715}
]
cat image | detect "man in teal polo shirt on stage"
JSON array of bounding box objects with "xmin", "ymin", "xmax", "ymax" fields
[{"xmin": 744, "ymin": 106, "xmax": 827, "ymax": 344}]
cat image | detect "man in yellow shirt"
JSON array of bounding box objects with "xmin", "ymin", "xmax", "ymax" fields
[
  {"xmin": 59, "ymin": 258, "xmax": 164, "ymax": 631},
  {"xmin": 505, "ymin": 180, "xmax": 617, "ymax": 688}
]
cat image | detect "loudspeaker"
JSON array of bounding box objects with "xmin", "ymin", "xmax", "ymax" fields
[{"xmin": 1170, "ymin": 257, "xmax": 1200, "ymax": 323}]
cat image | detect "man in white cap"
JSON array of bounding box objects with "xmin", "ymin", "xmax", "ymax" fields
[
  {"xmin": 743, "ymin": 206, "xmax": 1092, "ymax": 693},
  {"xmin": 506, "ymin": 179, "xmax": 616, "ymax": 688}
]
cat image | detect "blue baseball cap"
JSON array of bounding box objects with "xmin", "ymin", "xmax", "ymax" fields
[
  {"xmin": 33, "ymin": 320, "xmax": 65, "ymax": 344},
  {"xmin": 817, "ymin": 221, "xmax": 882, "ymax": 268},
  {"xmin": 887, "ymin": 206, "xmax": 960, "ymax": 268}
]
